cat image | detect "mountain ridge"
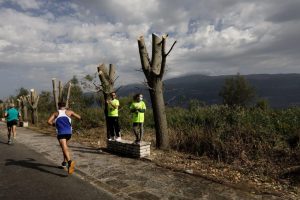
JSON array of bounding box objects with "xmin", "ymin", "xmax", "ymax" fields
[{"xmin": 117, "ymin": 73, "xmax": 300, "ymax": 108}]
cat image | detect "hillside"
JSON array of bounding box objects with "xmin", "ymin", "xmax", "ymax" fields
[{"xmin": 118, "ymin": 74, "xmax": 300, "ymax": 108}]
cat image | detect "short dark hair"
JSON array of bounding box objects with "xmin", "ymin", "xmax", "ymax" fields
[
  {"xmin": 58, "ymin": 102, "xmax": 66, "ymax": 108},
  {"xmin": 110, "ymin": 92, "xmax": 116, "ymax": 97},
  {"xmin": 134, "ymin": 93, "xmax": 142, "ymax": 100}
]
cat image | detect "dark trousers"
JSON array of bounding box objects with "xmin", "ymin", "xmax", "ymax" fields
[
  {"xmin": 133, "ymin": 123, "xmax": 144, "ymax": 142},
  {"xmin": 107, "ymin": 116, "xmax": 120, "ymax": 138}
]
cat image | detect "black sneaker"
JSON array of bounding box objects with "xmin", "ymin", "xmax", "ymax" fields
[{"xmin": 62, "ymin": 161, "xmax": 68, "ymax": 168}]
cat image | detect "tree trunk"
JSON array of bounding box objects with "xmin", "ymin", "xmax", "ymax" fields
[
  {"xmin": 26, "ymin": 89, "xmax": 39, "ymax": 125},
  {"xmin": 52, "ymin": 79, "xmax": 58, "ymax": 110},
  {"xmin": 103, "ymin": 93, "xmax": 110, "ymax": 139},
  {"xmin": 149, "ymin": 79, "xmax": 169, "ymax": 149},
  {"xmin": 31, "ymin": 109, "xmax": 35, "ymax": 124},
  {"xmin": 23, "ymin": 106, "xmax": 28, "ymax": 122},
  {"xmin": 137, "ymin": 34, "xmax": 176, "ymax": 149},
  {"xmin": 66, "ymin": 83, "xmax": 72, "ymax": 108},
  {"xmin": 97, "ymin": 64, "xmax": 116, "ymax": 139}
]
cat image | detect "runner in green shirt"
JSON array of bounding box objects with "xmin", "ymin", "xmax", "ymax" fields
[{"xmin": 5, "ymin": 103, "xmax": 21, "ymax": 144}]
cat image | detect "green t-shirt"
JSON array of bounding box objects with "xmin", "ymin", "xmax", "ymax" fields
[
  {"xmin": 130, "ymin": 101, "xmax": 146, "ymax": 123},
  {"xmin": 108, "ymin": 99, "xmax": 119, "ymax": 117},
  {"xmin": 5, "ymin": 108, "xmax": 19, "ymax": 122}
]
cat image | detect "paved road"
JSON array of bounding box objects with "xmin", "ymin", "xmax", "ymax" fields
[
  {"xmin": 0, "ymin": 135, "xmax": 115, "ymax": 200},
  {"xmin": 0, "ymin": 123, "xmax": 286, "ymax": 199}
]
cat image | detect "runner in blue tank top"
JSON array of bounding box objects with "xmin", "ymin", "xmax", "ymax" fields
[{"xmin": 47, "ymin": 102, "xmax": 81, "ymax": 174}]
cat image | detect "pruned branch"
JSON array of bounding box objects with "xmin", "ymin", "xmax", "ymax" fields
[
  {"xmin": 66, "ymin": 82, "xmax": 72, "ymax": 108},
  {"xmin": 141, "ymin": 81, "xmax": 154, "ymax": 91},
  {"xmin": 151, "ymin": 33, "xmax": 163, "ymax": 76},
  {"xmin": 109, "ymin": 64, "xmax": 116, "ymax": 84},
  {"xmin": 97, "ymin": 64, "xmax": 109, "ymax": 87},
  {"xmin": 52, "ymin": 78, "xmax": 58, "ymax": 110},
  {"xmin": 165, "ymin": 40, "xmax": 177, "ymax": 57},
  {"xmin": 138, "ymin": 36, "xmax": 151, "ymax": 77},
  {"xmin": 58, "ymin": 80, "xmax": 63, "ymax": 102}
]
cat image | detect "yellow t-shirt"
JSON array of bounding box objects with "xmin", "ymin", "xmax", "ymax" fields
[
  {"xmin": 108, "ymin": 99, "xmax": 119, "ymax": 117},
  {"xmin": 130, "ymin": 101, "xmax": 146, "ymax": 123}
]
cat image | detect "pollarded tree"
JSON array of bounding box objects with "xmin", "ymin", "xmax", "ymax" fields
[
  {"xmin": 137, "ymin": 33, "xmax": 176, "ymax": 149},
  {"xmin": 219, "ymin": 73, "xmax": 255, "ymax": 107},
  {"xmin": 26, "ymin": 89, "xmax": 39, "ymax": 124},
  {"xmin": 97, "ymin": 64, "xmax": 117, "ymax": 139},
  {"xmin": 52, "ymin": 78, "xmax": 72, "ymax": 110},
  {"xmin": 19, "ymin": 96, "xmax": 28, "ymax": 122}
]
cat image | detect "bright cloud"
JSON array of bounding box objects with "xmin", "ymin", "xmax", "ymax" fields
[{"xmin": 0, "ymin": 0, "xmax": 300, "ymax": 98}]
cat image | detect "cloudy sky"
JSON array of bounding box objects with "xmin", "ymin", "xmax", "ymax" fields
[{"xmin": 0, "ymin": 0, "xmax": 300, "ymax": 99}]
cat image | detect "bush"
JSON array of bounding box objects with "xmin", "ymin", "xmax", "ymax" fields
[{"xmin": 167, "ymin": 105, "xmax": 300, "ymax": 165}]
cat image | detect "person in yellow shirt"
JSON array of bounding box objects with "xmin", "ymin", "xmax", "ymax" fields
[
  {"xmin": 106, "ymin": 92, "xmax": 121, "ymax": 141},
  {"xmin": 130, "ymin": 93, "xmax": 146, "ymax": 144}
]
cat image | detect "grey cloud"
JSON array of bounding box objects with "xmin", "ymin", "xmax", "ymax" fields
[
  {"xmin": 1, "ymin": 0, "xmax": 300, "ymax": 98},
  {"xmin": 266, "ymin": 1, "xmax": 300, "ymax": 23}
]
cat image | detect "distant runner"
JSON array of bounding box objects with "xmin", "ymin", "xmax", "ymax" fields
[
  {"xmin": 47, "ymin": 102, "xmax": 81, "ymax": 174},
  {"xmin": 4, "ymin": 103, "xmax": 21, "ymax": 144}
]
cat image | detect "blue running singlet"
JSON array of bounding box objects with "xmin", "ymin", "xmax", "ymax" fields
[{"xmin": 55, "ymin": 110, "xmax": 72, "ymax": 135}]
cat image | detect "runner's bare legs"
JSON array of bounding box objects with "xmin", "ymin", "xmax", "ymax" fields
[
  {"xmin": 58, "ymin": 139, "xmax": 71, "ymax": 162},
  {"xmin": 12, "ymin": 125, "xmax": 17, "ymax": 139},
  {"xmin": 7, "ymin": 126, "xmax": 12, "ymax": 142}
]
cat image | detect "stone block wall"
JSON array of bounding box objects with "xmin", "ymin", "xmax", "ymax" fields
[
  {"xmin": 107, "ymin": 139, "xmax": 151, "ymax": 158},
  {"xmin": 19, "ymin": 121, "xmax": 28, "ymax": 127}
]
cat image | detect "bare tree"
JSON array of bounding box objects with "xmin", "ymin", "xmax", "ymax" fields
[
  {"xmin": 97, "ymin": 63, "xmax": 117, "ymax": 139},
  {"xmin": 52, "ymin": 78, "xmax": 72, "ymax": 109},
  {"xmin": 52, "ymin": 78, "xmax": 59, "ymax": 110},
  {"xmin": 26, "ymin": 89, "xmax": 39, "ymax": 124},
  {"xmin": 137, "ymin": 33, "xmax": 176, "ymax": 149},
  {"xmin": 19, "ymin": 96, "xmax": 28, "ymax": 122},
  {"xmin": 17, "ymin": 99, "xmax": 23, "ymax": 122}
]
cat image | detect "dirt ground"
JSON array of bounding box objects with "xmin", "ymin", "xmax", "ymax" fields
[{"xmin": 28, "ymin": 125, "xmax": 300, "ymax": 199}]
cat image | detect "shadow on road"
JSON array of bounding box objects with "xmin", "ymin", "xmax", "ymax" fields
[
  {"xmin": 5, "ymin": 158, "xmax": 68, "ymax": 177},
  {"xmin": 68, "ymin": 145, "xmax": 104, "ymax": 155},
  {"xmin": 0, "ymin": 141, "xmax": 8, "ymax": 145}
]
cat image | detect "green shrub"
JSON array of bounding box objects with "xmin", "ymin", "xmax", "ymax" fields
[{"xmin": 167, "ymin": 105, "xmax": 300, "ymax": 164}]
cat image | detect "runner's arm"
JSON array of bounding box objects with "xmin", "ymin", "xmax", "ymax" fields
[
  {"xmin": 70, "ymin": 111, "xmax": 81, "ymax": 120},
  {"xmin": 47, "ymin": 112, "xmax": 57, "ymax": 125}
]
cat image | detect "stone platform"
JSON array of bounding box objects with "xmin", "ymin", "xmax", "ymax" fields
[
  {"xmin": 19, "ymin": 121, "xmax": 29, "ymax": 127},
  {"xmin": 107, "ymin": 139, "xmax": 151, "ymax": 158}
]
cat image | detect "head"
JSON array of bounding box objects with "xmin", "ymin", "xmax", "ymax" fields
[
  {"xmin": 110, "ymin": 92, "xmax": 117, "ymax": 99},
  {"xmin": 9, "ymin": 103, "xmax": 15, "ymax": 108},
  {"xmin": 58, "ymin": 102, "xmax": 66, "ymax": 109},
  {"xmin": 134, "ymin": 93, "xmax": 143, "ymax": 102}
]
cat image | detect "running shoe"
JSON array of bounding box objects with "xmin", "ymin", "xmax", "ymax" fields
[
  {"xmin": 61, "ymin": 161, "xmax": 68, "ymax": 168},
  {"xmin": 68, "ymin": 160, "xmax": 75, "ymax": 174}
]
